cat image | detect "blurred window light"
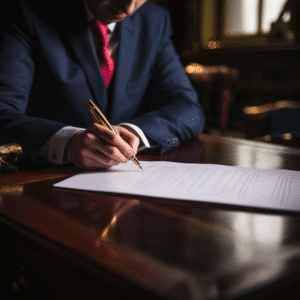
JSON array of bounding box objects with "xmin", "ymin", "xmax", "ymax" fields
[
  {"xmin": 224, "ymin": 0, "xmax": 288, "ymax": 36},
  {"xmin": 225, "ymin": 0, "xmax": 259, "ymax": 35},
  {"xmin": 262, "ymin": 0, "xmax": 287, "ymax": 32}
]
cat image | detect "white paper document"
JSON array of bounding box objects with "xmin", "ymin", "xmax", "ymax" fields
[{"xmin": 54, "ymin": 161, "xmax": 300, "ymax": 212}]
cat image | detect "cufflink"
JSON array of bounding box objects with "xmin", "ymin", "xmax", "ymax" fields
[{"xmin": 165, "ymin": 138, "xmax": 178, "ymax": 145}]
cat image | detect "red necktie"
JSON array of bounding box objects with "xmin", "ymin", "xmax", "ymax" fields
[{"xmin": 89, "ymin": 19, "xmax": 115, "ymax": 88}]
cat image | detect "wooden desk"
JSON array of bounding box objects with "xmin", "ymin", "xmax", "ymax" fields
[{"xmin": 1, "ymin": 134, "xmax": 300, "ymax": 300}]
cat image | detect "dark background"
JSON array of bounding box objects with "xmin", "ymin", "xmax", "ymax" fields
[{"xmin": 152, "ymin": 0, "xmax": 300, "ymax": 132}]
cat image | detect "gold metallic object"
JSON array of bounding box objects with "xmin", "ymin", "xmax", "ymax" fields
[
  {"xmin": 86, "ymin": 99, "xmax": 142, "ymax": 170},
  {"xmin": 0, "ymin": 143, "xmax": 23, "ymax": 166}
]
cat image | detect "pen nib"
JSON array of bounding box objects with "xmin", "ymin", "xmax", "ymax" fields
[{"xmin": 132, "ymin": 156, "xmax": 142, "ymax": 170}]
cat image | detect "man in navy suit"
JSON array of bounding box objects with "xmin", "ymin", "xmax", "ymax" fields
[{"xmin": 0, "ymin": 0, "xmax": 205, "ymax": 170}]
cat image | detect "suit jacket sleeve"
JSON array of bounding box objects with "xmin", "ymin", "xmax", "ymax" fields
[
  {"xmin": 0, "ymin": 1, "xmax": 68, "ymax": 163},
  {"xmin": 125, "ymin": 7, "xmax": 205, "ymax": 153}
]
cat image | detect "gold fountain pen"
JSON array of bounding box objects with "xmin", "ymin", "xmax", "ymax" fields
[{"xmin": 86, "ymin": 99, "xmax": 142, "ymax": 170}]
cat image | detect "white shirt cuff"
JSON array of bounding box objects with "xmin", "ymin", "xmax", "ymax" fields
[
  {"xmin": 119, "ymin": 123, "xmax": 151, "ymax": 148},
  {"xmin": 38, "ymin": 126, "xmax": 85, "ymax": 165},
  {"xmin": 38, "ymin": 123, "xmax": 151, "ymax": 165}
]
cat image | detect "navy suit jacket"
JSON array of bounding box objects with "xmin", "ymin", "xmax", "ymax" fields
[{"xmin": 0, "ymin": 0, "xmax": 205, "ymax": 163}]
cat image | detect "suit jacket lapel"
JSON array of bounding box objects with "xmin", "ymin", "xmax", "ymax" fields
[
  {"xmin": 63, "ymin": 4, "xmax": 108, "ymax": 113},
  {"xmin": 109, "ymin": 17, "xmax": 136, "ymax": 123}
]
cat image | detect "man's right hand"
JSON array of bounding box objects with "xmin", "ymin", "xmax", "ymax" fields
[{"xmin": 64, "ymin": 123, "xmax": 140, "ymax": 170}]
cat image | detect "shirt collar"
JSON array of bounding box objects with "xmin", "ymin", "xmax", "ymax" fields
[{"xmin": 84, "ymin": 0, "xmax": 116, "ymax": 32}]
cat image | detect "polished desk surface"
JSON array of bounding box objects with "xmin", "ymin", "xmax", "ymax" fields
[{"xmin": 0, "ymin": 134, "xmax": 300, "ymax": 300}]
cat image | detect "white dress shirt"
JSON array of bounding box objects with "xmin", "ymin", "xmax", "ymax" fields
[{"xmin": 38, "ymin": 0, "xmax": 150, "ymax": 165}]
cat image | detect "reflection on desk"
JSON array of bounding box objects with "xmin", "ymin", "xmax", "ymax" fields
[{"xmin": 0, "ymin": 134, "xmax": 300, "ymax": 300}]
